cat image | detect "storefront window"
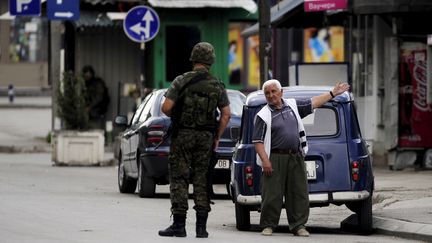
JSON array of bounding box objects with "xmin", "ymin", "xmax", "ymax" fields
[{"xmin": 9, "ymin": 17, "xmax": 48, "ymax": 63}]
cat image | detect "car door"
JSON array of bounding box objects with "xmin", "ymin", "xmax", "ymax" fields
[
  {"xmin": 129, "ymin": 92, "xmax": 159, "ymax": 172},
  {"xmin": 122, "ymin": 95, "xmax": 152, "ymax": 174},
  {"xmin": 303, "ymin": 105, "xmax": 351, "ymax": 192}
]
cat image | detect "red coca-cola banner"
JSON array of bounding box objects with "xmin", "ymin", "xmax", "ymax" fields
[
  {"xmin": 399, "ymin": 46, "xmax": 432, "ymax": 148},
  {"xmin": 304, "ymin": 0, "xmax": 347, "ymax": 12}
]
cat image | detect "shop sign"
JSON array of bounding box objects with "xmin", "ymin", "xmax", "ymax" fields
[{"xmin": 304, "ymin": 0, "xmax": 347, "ymax": 12}]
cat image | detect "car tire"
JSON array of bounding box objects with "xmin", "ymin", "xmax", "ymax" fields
[
  {"xmin": 235, "ymin": 203, "xmax": 251, "ymax": 231},
  {"xmin": 118, "ymin": 152, "xmax": 137, "ymax": 194},
  {"xmin": 357, "ymin": 195, "xmax": 373, "ymax": 234},
  {"xmin": 423, "ymin": 149, "xmax": 432, "ymax": 169},
  {"xmin": 138, "ymin": 160, "xmax": 156, "ymax": 198}
]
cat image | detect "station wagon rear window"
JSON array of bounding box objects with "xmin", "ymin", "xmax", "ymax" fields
[{"xmin": 302, "ymin": 107, "xmax": 338, "ymax": 136}]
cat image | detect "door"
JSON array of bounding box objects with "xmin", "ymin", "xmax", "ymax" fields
[{"xmin": 165, "ymin": 25, "xmax": 201, "ymax": 82}]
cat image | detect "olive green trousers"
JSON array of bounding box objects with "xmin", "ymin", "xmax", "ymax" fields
[{"xmin": 259, "ymin": 153, "xmax": 310, "ymax": 231}]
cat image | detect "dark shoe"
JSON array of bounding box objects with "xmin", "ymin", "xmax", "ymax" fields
[
  {"xmin": 196, "ymin": 213, "xmax": 209, "ymax": 238},
  {"xmin": 158, "ymin": 214, "xmax": 186, "ymax": 237}
]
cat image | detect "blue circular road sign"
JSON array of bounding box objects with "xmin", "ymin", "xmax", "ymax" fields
[{"xmin": 123, "ymin": 6, "xmax": 160, "ymax": 43}]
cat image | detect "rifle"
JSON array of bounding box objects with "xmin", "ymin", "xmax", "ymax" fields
[{"xmin": 154, "ymin": 123, "xmax": 172, "ymax": 150}]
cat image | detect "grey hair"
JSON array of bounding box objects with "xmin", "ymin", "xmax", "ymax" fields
[{"xmin": 262, "ymin": 79, "xmax": 282, "ymax": 91}]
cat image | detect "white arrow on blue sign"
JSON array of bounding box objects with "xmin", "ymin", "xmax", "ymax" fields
[
  {"xmin": 9, "ymin": 0, "xmax": 41, "ymax": 16},
  {"xmin": 47, "ymin": 0, "xmax": 80, "ymax": 21},
  {"xmin": 123, "ymin": 6, "xmax": 160, "ymax": 43}
]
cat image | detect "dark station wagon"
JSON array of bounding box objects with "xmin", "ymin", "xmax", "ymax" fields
[
  {"xmin": 230, "ymin": 86, "xmax": 374, "ymax": 234},
  {"xmin": 115, "ymin": 88, "xmax": 245, "ymax": 198}
]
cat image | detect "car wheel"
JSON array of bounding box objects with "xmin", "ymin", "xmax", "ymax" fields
[
  {"xmin": 423, "ymin": 149, "xmax": 432, "ymax": 169},
  {"xmin": 138, "ymin": 160, "xmax": 156, "ymax": 198},
  {"xmin": 118, "ymin": 152, "xmax": 137, "ymax": 193},
  {"xmin": 235, "ymin": 203, "xmax": 251, "ymax": 231},
  {"xmin": 357, "ymin": 195, "xmax": 373, "ymax": 234}
]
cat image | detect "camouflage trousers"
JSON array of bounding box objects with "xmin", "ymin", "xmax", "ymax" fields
[{"xmin": 168, "ymin": 129, "xmax": 214, "ymax": 215}]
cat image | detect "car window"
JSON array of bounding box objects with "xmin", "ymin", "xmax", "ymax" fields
[
  {"xmin": 240, "ymin": 105, "xmax": 265, "ymax": 144},
  {"xmin": 228, "ymin": 92, "xmax": 246, "ymax": 117},
  {"xmin": 138, "ymin": 92, "xmax": 158, "ymax": 123},
  {"xmin": 159, "ymin": 96, "xmax": 168, "ymax": 117},
  {"xmin": 302, "ymin": 107, "xmax": 338, "ymax": 136},
  {"xmin": 241, "ymin": 105, "xmax": 338, "ymax": 144},
  {"xmin": 350, "ymin": 104, "xmax": 362, "ymax": 139},
  {"xmin": 131, "ymin": 96, "xmax": 149, "ymax": 125}
]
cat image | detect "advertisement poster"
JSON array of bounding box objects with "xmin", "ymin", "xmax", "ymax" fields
[
  {"xmin": 399, "ymin": 43, "xmax": 432, "ymax": 148},
  {"xmin": 303, "ymin": 26, "xmax": 344, "ymax": 63},
  {"xmin": 247, "ymin": 35, "xmax": 260, "ymax": 89},
  {"xmin": 228, "ymin": 24, "xmax": 245, "ymax": 85}
]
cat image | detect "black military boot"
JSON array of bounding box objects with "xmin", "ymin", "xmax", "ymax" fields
[
  {"xmin": 158, "ymin": 214, "xmax": 186, "ymax": 237},
  {"xmin": 196, "ymin": 212, "xmax": 209, "ymax": 238}
]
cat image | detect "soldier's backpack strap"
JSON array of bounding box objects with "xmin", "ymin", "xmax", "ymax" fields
[
  {"xmin": 170, "ymin": 72, "xmax": 209, "ymax": 137},
  {"xmin": 178, "ymin": 72, "xmax": 209, "ymax": 98}
]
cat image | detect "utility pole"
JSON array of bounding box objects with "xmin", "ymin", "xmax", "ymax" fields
[
  {"xmin": 50, "ymin": 21, "xmax": 63, "ymax": 131},
  {"xmin": 259, "ymin": 0, "xmax": 271, "ymax": 86}
]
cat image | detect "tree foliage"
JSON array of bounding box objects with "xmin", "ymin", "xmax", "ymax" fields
[{"xmin": 57, "ymin": 71, "xmax": 88, "ymax": 130}]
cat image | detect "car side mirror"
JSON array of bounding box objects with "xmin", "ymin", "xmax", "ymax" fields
[
  {"xmin": 114, "ymin": 115, "xmax": 128, "ymax": 128},
  {"xmin": 230, "ymin": 126, "xmax": 240, "ymax": 142}
]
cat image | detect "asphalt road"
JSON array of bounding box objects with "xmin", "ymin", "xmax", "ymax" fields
[{"xmin": 0, "ymin": 153, "xmax": 425, "ymax": 243}]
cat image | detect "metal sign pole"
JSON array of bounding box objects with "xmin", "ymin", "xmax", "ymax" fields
[
  {"xmin": 141, "ymin": 42, "xmax": 146, "ymax": 95},
  {"xmin": 259, "ymin": 0, "xmax": 271, "ymax": 87}
]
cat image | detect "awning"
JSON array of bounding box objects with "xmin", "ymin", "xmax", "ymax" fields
[
  {"xmin": 148, "ymin": 0, "xmax": 257, "ymax": 14},
  {"xmin": 270, "ymin": 0, "xmax": 304, "ymax": 26},
  {"xmin": 353, "ymin": 0, "xmax": 432, "ymax": 14},
  {"xmin": 2, "ymin": 0, "xmax": 257, "ymax": 21},
  {"xmin": 242, "ymin": 0, "xmax": 347, "ymax": 37},
  {"xmin": 74, "ymin": 11, "xmax": 114, "ymax": 28},
  {"xmin": 83, "ymin": 0, "xmax": 136, "ymax": 4},
  {"xmin": 242, "ymin": 0, "xmax": 304, "ymax": 36}
]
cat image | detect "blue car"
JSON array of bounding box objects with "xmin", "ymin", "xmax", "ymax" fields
[{"xmin": 230, "ymin": 86, "xmax": 374, "ymax": 234}]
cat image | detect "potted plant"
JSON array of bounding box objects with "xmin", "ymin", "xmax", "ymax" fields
[{"xmin": 52, "ymin": 71, "xmax": 104, "ymax": 166}]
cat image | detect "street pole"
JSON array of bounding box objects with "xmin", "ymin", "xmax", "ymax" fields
[
  {"xmin": 141, "ymin": 42, "xmax": 146, "ymax": 95},
  {"xmin": 50, "ymin": 21, "xmax": 63, "ymax": 131},
  {"xmin": 259, "ymin": 0, "xmax": 271, "ymax": 86}
]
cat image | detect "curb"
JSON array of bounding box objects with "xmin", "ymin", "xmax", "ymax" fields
[
  {"xmin": 0, "ymin": 145, "xmax": 52, "ymax": 153},
  {"xmin": 0, "ymin": 104, "xmax": 51, "ymax": 109},
  {"xmin": 373, "ymin": 216, "xmax": 432, "ymax": 242},
  {"xmin": 53, "ymin": 158, "xmax": 116, "ymax": 167},
  {"xmin": 0, "ymin": 145, "xmax": 116, "ymax": 167}
]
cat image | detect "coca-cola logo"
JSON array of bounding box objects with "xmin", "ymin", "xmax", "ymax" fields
[{"xmin": 413, "ymin": 61, "xmax": 431, "ymax": 112}]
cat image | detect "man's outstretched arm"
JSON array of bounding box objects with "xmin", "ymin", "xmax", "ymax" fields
[{"xmin": 312, "ymin": 82, "xmax": 350, "ymax": 109}]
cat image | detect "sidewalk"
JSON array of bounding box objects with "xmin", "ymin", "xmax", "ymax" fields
[
  {"xmin": 0, "ymin": 97, "xmax": 431, "ymax": 241},
  {"xmin": 371, "ymin": 167, "xmax": 432, "ymax": 242},
  {"xmin": 0, "ymin": 97, "xmax": 52, "ymax": 153},
  {"xmin": 0, "ymin": 96, "xmax": 51, "ymax": 109},
  {"xmin": 0, "ymin": 96, "xmax": 115, "ymax": 165}
]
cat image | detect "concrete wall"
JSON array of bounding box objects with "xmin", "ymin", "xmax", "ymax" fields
[
  {"xmin": 0, "ymin": 2, "xmax": 49, "ymax": 90},
  {"xmin": 0, "ymin": 62, "xmax": 49, "ymax": 88}
]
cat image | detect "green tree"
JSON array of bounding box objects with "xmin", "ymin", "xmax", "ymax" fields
[{"xmin": 57, "ymin": 71, "xmax": 89, "ymax": 130}]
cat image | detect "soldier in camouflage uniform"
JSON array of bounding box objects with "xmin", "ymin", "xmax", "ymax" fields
[{"xmin": 159, "ymin": 42, "xmax": 231, "ymax": 238}]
